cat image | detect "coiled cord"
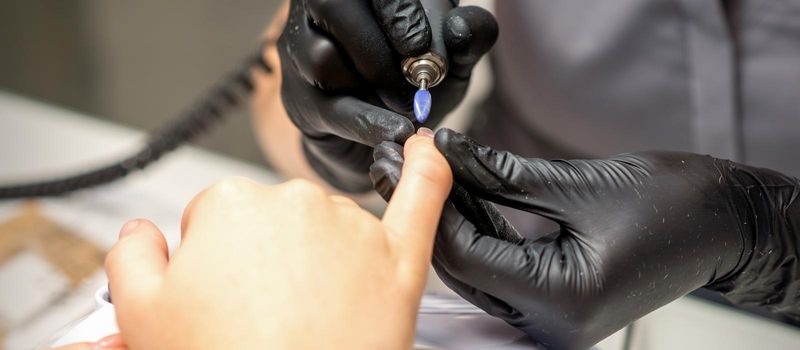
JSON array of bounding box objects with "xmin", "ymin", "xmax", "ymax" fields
[{"xmin": 0, "ymin": 48, "xmax": 271, "ymax": 199}]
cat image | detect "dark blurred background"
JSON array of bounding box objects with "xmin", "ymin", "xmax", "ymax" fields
[{"xmin": 0, "ymin": 0, "xmax": 283, "ymax": 164}]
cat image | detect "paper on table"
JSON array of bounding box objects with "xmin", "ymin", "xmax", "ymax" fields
[{"xmin": 415, "ymin": 294, "xmax": 543, "ymax": 349}]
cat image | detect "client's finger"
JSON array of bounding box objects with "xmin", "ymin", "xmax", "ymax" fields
[
  {"xmin": 105, "ymin": 219, "xmax": 168, "ymax": 306},
  {"xmin": 382, "ymin": 129, "xmax": 453, "ymax": 280}
]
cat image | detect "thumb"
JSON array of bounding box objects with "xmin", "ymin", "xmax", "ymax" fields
[
  {"xmin": 444, "ymin": 6, "xmax": 498, "ymax": 79},
  {"xmin": 382, "ymin": 129, "xmax": 453, "ymax": 278},
  {"xmin": 105, "ymin": 219, "xmax": 168, "ymax": 307}
]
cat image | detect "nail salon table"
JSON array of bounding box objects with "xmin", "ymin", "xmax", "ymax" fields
[{"xmin": 2, "ymin": 91, "xmax": 799, "ymax": 349}]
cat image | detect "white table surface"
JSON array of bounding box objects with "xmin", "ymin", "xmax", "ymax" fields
[
  {"xmin": 2, "ymin": 91, "xmax": 800, "ymax": 349},
  {"xmin": 0, "ymin": 91, "xmax": 282, "ymax": 349}
]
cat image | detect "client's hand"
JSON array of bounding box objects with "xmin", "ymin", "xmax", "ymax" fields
[{"xmin": 104, "ymin": 131, "xmax": 452, "ymax": 350}]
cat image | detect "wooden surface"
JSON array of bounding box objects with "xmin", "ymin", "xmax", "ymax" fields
[{"xmin": 0, "ymin": 203, "xmax": 104, "ymax": 287}]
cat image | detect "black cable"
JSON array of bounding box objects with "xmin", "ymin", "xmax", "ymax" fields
[{"xmin": 0, "ymin": 47, "xmax": 271, "ymax": 200}]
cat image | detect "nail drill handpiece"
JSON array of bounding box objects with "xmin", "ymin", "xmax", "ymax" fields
[{"xmin": 402, "ymin": 0, "xmax": 451, "ymax": 123}]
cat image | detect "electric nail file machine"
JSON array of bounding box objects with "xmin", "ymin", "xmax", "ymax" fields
[{"xmin": 403, "ymin": 0, "xmax": 451, "ymax": 123}]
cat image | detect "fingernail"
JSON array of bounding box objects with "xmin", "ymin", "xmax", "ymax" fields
[
  {"xmin": 119, "ymin": 219, "xmax": 141, "ymax": 238},
  {"xmin": 417, "ymin": 127, "xmax": 434, "ymax": 138},
  {"xmin": 93, "ymin": 333, "xmax": 125, "ymax": 349}
]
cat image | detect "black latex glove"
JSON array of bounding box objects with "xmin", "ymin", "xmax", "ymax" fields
[
  {"xmin": 370, "ymin": 129, "xmax": 800, "ymax": 349},
  {"xmin": 278, "ymin": 0, "xmax": 497, "ymax": 192}
]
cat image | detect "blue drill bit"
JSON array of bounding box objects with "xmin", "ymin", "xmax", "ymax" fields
[
  {"xmin": 403, "ymin": 54, "xmax": 446, "ymax": 123},
  {"xmin": 414, "ymin": 85, "xmax": 432, "ymax": 123}
]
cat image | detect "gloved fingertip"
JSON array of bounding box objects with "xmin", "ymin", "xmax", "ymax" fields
[
  {"xmin": 373, "ymin": 141, "xmax": 405, "ymax": 163},
  {"xmin": 434, "ymin": 128, "xmax": 504, "ymax": 190},
  {"xmin": 369, "ymin": 158, "xmax": 402, "ymax": 201},
  {"xmin": 434, "ymin": 128, "xmax": 468, "ymax": 155},
  {"xmin": 371, "ymin": 0, "xmax": 432, "ymax": 56},
  {"xmin": 444, "ymin": 6, "xmax": 498, "ymax": 75},
  {"xmin": 396, "ymin": 27, "xmax": 432, "ymax": 57},
  {"xmin": 445, "ymin": 6, "xmax": 498, "ymax": 50},
  {"xmin": 337, "ymin": 97, "xmax": 415, "ymax": 146},
  {"xmin": 391, "ymin": 120, "xmax": 417, "ymax": 144},
  {"xmin": 370, "ymin": 142, "xmax": 404, "ymax": 201}
]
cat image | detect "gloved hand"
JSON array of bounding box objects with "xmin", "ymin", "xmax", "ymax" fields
[
  {"xmin": 370, "ymin": 129, "xmax": 800, "ymax": 349},
  {"xmin": 278, "ymin": 0, "xmax": 497, "ymax": 192}
]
